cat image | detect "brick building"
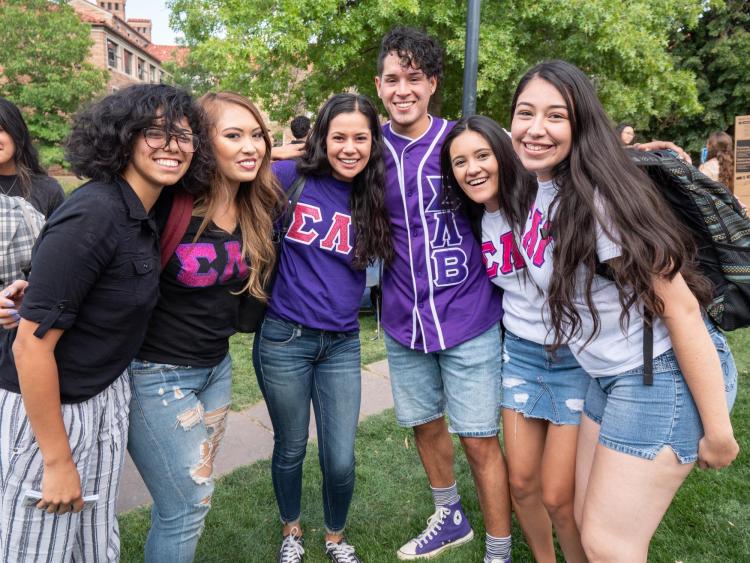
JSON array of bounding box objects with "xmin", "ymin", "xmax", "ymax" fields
[{"xmin": 70, "ymin": 0, "xmax": 186, "ymax": 92}]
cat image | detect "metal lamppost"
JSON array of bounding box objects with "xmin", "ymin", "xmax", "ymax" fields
[{"xmin": 462, "ymin": 0, "xmax": 481, "ymax": 117}]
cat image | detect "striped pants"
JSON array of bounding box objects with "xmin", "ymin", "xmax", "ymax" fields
[{"xmin": 0, "ymin": 372, "xmax": 130, "ymax": 562}]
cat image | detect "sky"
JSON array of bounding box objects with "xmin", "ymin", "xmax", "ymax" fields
[{"xmin": 122, "ymin": 0, "xmax": 179, "ymax": 45}]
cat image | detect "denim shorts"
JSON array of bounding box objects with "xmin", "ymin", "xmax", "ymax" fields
[
  {"xmin": 384, "ymin": 323, "xmax": 502, "ymax": 437},
  {"xmin": 501, "ymin": 331, "xmax": 590, "ymax": 425},
  {"xmin": 584, "ymin": 325, "xmax": 738, "ymax": 463}
]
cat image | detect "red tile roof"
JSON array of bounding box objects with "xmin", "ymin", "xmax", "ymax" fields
[{"xmin": 146, "ymin": 44, "xmax": 189, "ymax": 65}]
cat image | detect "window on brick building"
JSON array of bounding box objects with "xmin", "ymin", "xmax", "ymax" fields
[
  {"xmin": 115, "ymin": 3, "xmax": 119, "ymax": 10},
  {"xmin": 137, "ymin": 58, "xmax": 146, "ymax": 80},
  {"xmin": 150, "ymin": 65, "xmax": 156, "ymax": 83},
  {"xmin": 123, "ymin": 50, "xmax": 132, "ymax": 75},
  {"xmin": 107, "ymin": 40, "xmax": 118, "ymax": 69}
]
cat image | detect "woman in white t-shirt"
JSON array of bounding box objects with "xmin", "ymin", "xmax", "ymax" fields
[
  {"xmin": 441, "ymin": 115, "xmax": 588, "ymax": 563},
  {"xmin": 508, "ymin": 60, "xmax": 739, "ymax": 562}
]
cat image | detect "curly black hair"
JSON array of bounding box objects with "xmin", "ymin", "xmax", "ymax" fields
[
  {"xmin": 377, "ymin": 26, "xmax": 444, "ymax": 82},
  {"xmin": 290, "ymin": 115, "xmax": 311, "ymax": 140},
  {"xmin": 297, "ymin": 93, "xmax": 393, "ymax": 268},
  {"xmin": 65, "ymin": 84, "xmax": 213, "ymax": 195}
]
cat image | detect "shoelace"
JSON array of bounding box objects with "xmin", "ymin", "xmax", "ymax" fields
[
  {"xmin": 414, "ymin": 506, "xmax": 451, "ymax": 548},
  {"xmin": 279, "ymin": 533, "xmax": 305, "ymax": 563},
  {"xmin": 325, "ymin": 540, "xmax": 359, "ymax": 563}
]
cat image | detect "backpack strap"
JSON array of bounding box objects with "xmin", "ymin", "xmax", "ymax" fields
[
  {"xmin": 642, "ymin": 311, "xmax": 654, "ymax": 385},
  {"xmin": 160, "ymin": 190, "xmax": 194, "ymax": 270},
  {"xmin": 279, "ymin": 176, "xmax": 306, "ymax": 236}
]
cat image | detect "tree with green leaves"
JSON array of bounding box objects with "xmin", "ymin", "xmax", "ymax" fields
[
  {"xmin": 167, "ymin": 0, "xmax": 704, "ymax": 129},
  {"xmin": 0, "ymin": 0, "xmax": 106, "ymax": 158},
  {"xmin": 647, "ymin": 0, "xmax": 750, "ymax": 156}
]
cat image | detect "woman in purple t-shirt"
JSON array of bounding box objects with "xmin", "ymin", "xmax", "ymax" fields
[{"xmin": 253, "ymin": 93, "xmax": 393, "ymax": 563}]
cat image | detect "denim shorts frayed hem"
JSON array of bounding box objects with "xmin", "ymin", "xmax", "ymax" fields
[{"xmin": 395, "ymin": 411, "xmax": 500, "ymax": 438}]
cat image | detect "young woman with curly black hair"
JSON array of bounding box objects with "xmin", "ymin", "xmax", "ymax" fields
[
  {"xmin": 253, "ymin": 92, "xmax": 392, "ymax": 563},
  {"xmin": 0, "ymin": 97, "xmax": 64, "ymax": 217},
  {"xmin": 0, "ymin": 83, "xmax": 210, "ymax": 562},
  {"xmin": 127, "ymin": 91, "xmax": 280, "ymax": 563},
  {"xmin": 507, "ymin": 60, "xmax": 738, "ymax": 562}
]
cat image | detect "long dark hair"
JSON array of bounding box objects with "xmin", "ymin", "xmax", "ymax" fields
[
  {"xmin": 198, "ymin": 92, "xmax": 280, "ymax": 301},
  {"xmin": 0, "ymin": 97, "xmax": 47, "ymax": 197},
  {"xmin": 441, "ymin": 115, "xmax": 537, "ymax": 242},
  {"xmin": 297, "ymin": 93, "xmax": 393, "ymax": 268},
  {"xmin": 65, "ymin": 84, "xmax": 213, "ymax": 196},
  {"xmin": 510, "ymin": 60, "xmax": 711, "ymax": 348}
]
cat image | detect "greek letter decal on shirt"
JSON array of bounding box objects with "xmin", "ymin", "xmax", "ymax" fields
[
  {"xmin": 521, "ymin": 208, "xmax": 552, "ymax": 267},
  {"xmin": 425, "ymin": 175, "xmax": 468, "ymax": 287},
  {"xmin": 175, "ymin": 241, "xmax": 249, "ymax": 287},
  {"xmin": 482, "ymin": 231, "xmax": 526, "ymax": 278},
  {"xmin": 286, "ymin": 203, "xmax": 353, "ymax": 255}
]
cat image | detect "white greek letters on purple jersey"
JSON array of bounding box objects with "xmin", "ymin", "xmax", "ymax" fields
[
  {"xmin": 381, "ymin": 116, "xmax": 501, "ymax": 352},
  {"xmin": 269, "ymin": 160, "xmax": 364, "ymax": 332}
]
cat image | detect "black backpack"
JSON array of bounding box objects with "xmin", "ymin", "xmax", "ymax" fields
[{"xmin": 626, "ymin": 149, "xmax": 750, "ymax": 383}]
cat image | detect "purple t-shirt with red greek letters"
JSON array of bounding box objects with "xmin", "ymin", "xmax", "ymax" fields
[
  {"xmin": 381, "ymin": 116, "xmax": 501, "ymax": 352},
  {"xmin": 268, "ymin": 160, "xmax": 364, "ymax": 332}
]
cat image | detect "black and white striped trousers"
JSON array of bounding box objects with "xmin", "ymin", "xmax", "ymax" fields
[{"xmin": 0, "ymin": 372, "xmax": 130, "ymax": 562}]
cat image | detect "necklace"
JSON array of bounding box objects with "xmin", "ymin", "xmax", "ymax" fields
[{"xmin": 0, "ymin": 176, "xmax": 18, "ymax": 196}]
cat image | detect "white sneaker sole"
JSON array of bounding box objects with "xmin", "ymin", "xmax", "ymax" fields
[{"xmin": 396, "ymin": 529, "xmax": 475, "ymax": 560}]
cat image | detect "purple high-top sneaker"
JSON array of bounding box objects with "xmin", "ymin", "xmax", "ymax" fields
[{"xmin": 396, "ymin": 500, "xmax": 474, "ymax": 560}]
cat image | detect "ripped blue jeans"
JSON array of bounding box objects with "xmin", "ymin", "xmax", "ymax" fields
[{"xmin": 127, "ymin": 353, "xmax": 232, "ymax": 563}]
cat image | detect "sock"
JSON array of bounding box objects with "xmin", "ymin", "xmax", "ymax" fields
[
  {"xmin": 430, "ymin": 482, "xmax": 460, "ymax": 508},
  {"xmin": 485, "ymin": 532, "xmax": 512, "ymax": 562}
]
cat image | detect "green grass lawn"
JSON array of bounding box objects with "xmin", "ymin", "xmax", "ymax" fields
[{"xmin": 119, "ymin": 328, "xmax": 749, "ymax": 562}]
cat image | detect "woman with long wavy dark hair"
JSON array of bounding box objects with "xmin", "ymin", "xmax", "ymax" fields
[
  {"xmin": 441, "ymin": 115, "xmax": 588, "ymax": 563},
  {"xmin": 507, "ymin": 60, "xmax": 738, "ymax": 562},
  {"xmin": 0, "ymin": 97, "xmax": 64, "ymax": 217},
  {"xmin": 0, "ymin": 84, "xmax": 210, "ymax": 561},
  {"xmin": 253, "ymin": 92, "xmax": 392, "ymax": 563},
  {"xmin": 126, "ymin": 91, "xmax": 279, "ymax": 562}
]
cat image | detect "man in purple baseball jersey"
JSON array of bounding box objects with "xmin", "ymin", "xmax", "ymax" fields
[{"xmin": 374, "ymin": 27, "xmax": 512, "ymax": 563}]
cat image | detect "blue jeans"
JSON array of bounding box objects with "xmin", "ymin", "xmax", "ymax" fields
[
  {"xmin": 127, "ymin": 353, "xmax": 232, "ymax": 563},
  {"xmin": 253, "ymin": 316, "xmax": 361, "ymax": 533}
]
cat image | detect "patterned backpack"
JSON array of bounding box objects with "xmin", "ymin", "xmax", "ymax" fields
[
  {"xmin": 629, "ymin": 149, "xmax": 750, "ymax": 331},
  {"xmin": 0, "ymin": 195, "xmax": 45, "ymax": 287}
]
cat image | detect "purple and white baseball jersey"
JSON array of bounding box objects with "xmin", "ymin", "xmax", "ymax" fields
[
  {"xmin": 268, "ymin": 160, "xmax": 364, "ymax": 332},
  {"xmin": 381, "ymin": 116, "xmax": 502, "ymax": 352}
]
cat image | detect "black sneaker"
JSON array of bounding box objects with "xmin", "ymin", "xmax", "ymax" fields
[
  {"xmin": 325, "ymin": 539, "xmax": 362, "ymax": 563},
  {"xmin": 276, "ymin": 530, "xmax": 304, "ymax": 563}
]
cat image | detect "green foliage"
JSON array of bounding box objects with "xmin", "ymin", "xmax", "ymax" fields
[
  {"xmin": 0, "ymin": 0, "xmax": 107, "ymax": 145},
  {"xmin": 647, "ymin": 0, "xmax": 750, "ymax": 157},
  {"xmin": 37, "ymin": 144, "xmax": 66, "ymax": 169},
  {"xmin": 167, "ymin": 0, "xmax": 704, "ymax": 128}
]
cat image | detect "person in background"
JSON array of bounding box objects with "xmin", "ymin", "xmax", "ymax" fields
[
  {"xmin": 0, "ymin": 97, "xmax": 64, "ymax": 218},
  {"xmin": 290, "ymin": 115, "xmax": 311, "ymax": 145},
  {"xmin": 615, "ymin": 122, "xmax": 635, "ymax": 146},
  {"xmin": 699, "ymin": 131, "xmax": 734, "ymax": 192}
]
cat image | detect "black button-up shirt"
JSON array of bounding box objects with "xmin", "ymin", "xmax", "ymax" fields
[{"xmin": 0, "ymin": 177, "xmax": 160, "ymax": 403}]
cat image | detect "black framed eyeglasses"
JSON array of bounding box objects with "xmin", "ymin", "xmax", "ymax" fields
[{"xmin": 142, "ymin": 127, "xmax": 199, "ymax": 153}]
